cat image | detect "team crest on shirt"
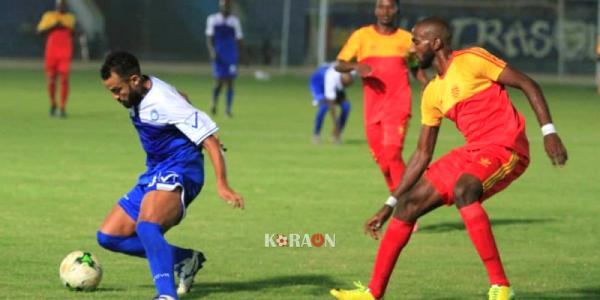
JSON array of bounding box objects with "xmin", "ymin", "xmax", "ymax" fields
[
  {"xmin": 451, "ymin": 85, "xmax": 460, "ymax": 99},
  {"xmin": 150, "ymin": 109, "xmax": 159, "ymax": 121}
]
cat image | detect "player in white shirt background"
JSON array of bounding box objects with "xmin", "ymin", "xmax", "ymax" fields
[
  {"xmin": 206, "ymin": 0, "xmax": 244, "ymax": 118},
  {"xmin": 309, "ymin": 64, "xmax": 353, "ymax": 144},
  {"xmin": 96, "ymin": 51, "xmax": 244, "ymax": 300}
]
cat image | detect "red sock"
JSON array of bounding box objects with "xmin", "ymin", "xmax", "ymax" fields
[
  {"xmin": 59, "ymin": 73, "xmax": 69, "ymax": 110},
  {"xmin": 459, "ymin": 202, "xmax": 509, "ymax": 286},
  {"xmin": 368, "ymin": 218, "xmax": 414, "ymax": 298}
]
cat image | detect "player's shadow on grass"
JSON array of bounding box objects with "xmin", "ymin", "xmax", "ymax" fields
[
  {"xmin": 517, "ymin": 286, "xmax": 600, "ymax": 299},
  {"xmin": 185, "ymin": 274, "xmax": 341, "ymax": 298},
  {"xmin": 90, "ymin": 287, "xmax": 125, "ymax": 292},
  {"xmin": 424, "ymin": 286, "xmax": 600, "ymax": 300},
  {"xmin": 419, "ymin": 218, "xmax": 555, "ymax": 234}
]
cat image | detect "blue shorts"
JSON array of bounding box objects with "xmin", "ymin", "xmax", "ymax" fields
[
  {"xmin": 213, "ymin": 61, "xmax": 237, "ymax": 79},
  {"xmin": 118, "ymin": 164, "xmax": 204, "ymax": 223}
]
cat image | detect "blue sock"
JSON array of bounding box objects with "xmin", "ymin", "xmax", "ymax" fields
[
  {"xmin": 97, "ymin": 231, "xmax": 146, "ymax": 258},
  {"xmin": 226, "ymin": 88, "xmax": 234, "ymax": 113},
  {"xmin": 313, "ymin": 102, "xmax": 329, "ymax": 135},
  {"xmin": 136, "ymin": 222, "xmax": 177, "ymax": 298},
  {"xmin": 338, "ymin": 101, "xmax": 351, "ymax": 132},
  {"xmin": 96, "ymin": 231, "xmax": 192, "ymax": 263}
]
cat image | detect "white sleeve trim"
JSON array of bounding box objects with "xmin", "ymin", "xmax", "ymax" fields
[
  {"xmin": 233, "ymin": 16, "xmax": 243, "ymax": 39},
  {"xmin": 206, "ymin": 14, "xmax": 215, "ymax": 36},
  {"xmin": 174, "ymin": 111, "xmax": 219, "ymax": 145}
]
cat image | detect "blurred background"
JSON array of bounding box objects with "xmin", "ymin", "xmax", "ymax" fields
[{"xmin": 2, "ymin": 0, "xmax": 599, "ymax": 77}]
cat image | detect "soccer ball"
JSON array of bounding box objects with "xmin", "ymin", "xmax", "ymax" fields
[{"xmin": 59, "ymin": 251, "xmax": 103, "ymax": 291}]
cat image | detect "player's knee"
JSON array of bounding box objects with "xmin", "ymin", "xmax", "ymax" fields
[
  {"xmin": 59, "ymin": 73, "xmax": 69, "ymax": 82},
  {"xmin": 340, "ymin": 101, "xmax": 351, "ymax": 111},
  {"xmin": 383, "ymin": 145, "xmax": 402, "ymax": 162},
  {"xmin": 394, "ymin": 194, "xmax": 420, "ymax": 222},
  {"xmin": 453, "ymin": 180, "xmax": 483, "ymax": 208}
]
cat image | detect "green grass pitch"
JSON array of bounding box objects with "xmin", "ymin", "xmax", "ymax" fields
[{"xmin": 0, "ymin": 65, "xmax": 598, "ymax": 299}]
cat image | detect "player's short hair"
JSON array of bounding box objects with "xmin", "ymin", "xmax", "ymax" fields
[{"xmin": 100, "ymin": 51, "xmax": 141, "ymax": 80}]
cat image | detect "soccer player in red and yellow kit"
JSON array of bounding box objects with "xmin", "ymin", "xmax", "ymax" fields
[
  {"xmin": 330, "ymin": 17, "xmax": 567, "ymax": 300},
  {"xmin": 335, "ymin": 0, "xmax": 427, "ymax": 193},
  {"xmin": 37, "ymin": 0, "xmax": 75, "ymax": 118}
]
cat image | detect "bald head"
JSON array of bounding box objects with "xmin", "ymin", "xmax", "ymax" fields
[
  {"xmin": 413, "ymin": 17, "xmax": 452, "ymax": 46},
  {"xmin": 56, "ymin": 0, "xmax": 67, "ymax": 13}
]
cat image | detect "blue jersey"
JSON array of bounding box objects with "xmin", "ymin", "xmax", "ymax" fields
[
  {"xmin": 206, "ymin": 12, "xmax": 243, "ymax": 65},
  {"xmin": 130, "ymin": 76, "xmax": 218, "ymax": 183}
]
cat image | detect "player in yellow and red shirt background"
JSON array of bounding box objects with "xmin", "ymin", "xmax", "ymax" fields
[
  {"xmin": 331, "ymin": 17, "xmax": 567, "ymax": 300},
  {"xmin": 37, "ymin": 0, "xmax": 75, "ymax": 118},
  {"xmin": 335, "ymin": 0, "xmax": 427, "ymax": 193}
]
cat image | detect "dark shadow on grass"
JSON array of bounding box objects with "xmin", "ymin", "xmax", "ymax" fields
[
  {"xmin": 183, "ymin": 274, "xmax": 342, "ymax": 298},
  {"xmin": 422, "ymin": 286, "xmax": 600, "ymax": 300},
  {"xmin": 88, "ymin": 287, "xmax": 125, "ymax": 292},
  {"xmin": 419, "ymin": 218, "xmax": 555, "ymax": 234},
  {"xmin": 516, "ymin": 286, "xmax": 600, "ymax": 299}
]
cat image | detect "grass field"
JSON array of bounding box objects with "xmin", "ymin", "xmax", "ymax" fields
[{"xmin": 0, "ymin": 65, "xmax": 598, "ymax": 300}]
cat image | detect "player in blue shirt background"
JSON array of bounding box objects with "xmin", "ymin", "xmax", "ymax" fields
[
  {"xmin": 96, "ymin": 51, "xmax": 244, "ymax": 300},
  {"xmin": 310, "ymin": 64, "xmax": 353, "ymax": 144},
  {"xmin": 206, "ymin": 0, "xmax": 244, "ymax": 118}
]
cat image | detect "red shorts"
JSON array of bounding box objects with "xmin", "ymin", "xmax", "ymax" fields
[
  {"xmin": 45, "ymin": 55, "xmax": 71, "ymax": 75},
  {"xmin": 424, "ymin": 144, "xmax": 530, "ymax": 205},
  {"xmin": 365, "ymin": 114, "xmax": 409, "ymax": 148}
]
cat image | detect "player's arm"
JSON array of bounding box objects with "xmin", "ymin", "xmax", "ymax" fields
[
  {"xmin": 206, "ymin": 37, "xmax": 216, "ymax": 61},
  {"xmin": 335, "ymin": 60, "xmax": 372, "ymax": 77},
  {"xmin": 237, "ymin": 39, "xmax": 248, "ymax": 65},
  {"xmin": 323, "ymin": 71, "xmax": 341, "ymax": 133},
  {"xmin": 205, "ymin": 16, "xmax": 216, "ymax": 61},
  {"xmin": 365, "ymin": 125, "xmax": 439, "ymax": 239},
  {"xmin": 202, "ymin": 135, "xmax": 244, "ymax": 209},
  {"xmin": 497, "ymin": 66, "xmax": 568, "ymax": 166},
  {"xmin": 36, "ymin": 13, "xmax": 60, "ymax": 35}
]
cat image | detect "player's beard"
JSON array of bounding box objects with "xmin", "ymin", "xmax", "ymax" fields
[
  {"xmin": 120, "ymin": 87, "xmax": 143, "ymax": 108},
  {"xmin": 419, "ymin": 49, "xmax": 435, "ymax": 69}
]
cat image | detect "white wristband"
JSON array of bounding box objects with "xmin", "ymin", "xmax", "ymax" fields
[
  {"xmin": 384, "ymin": 196, "xmax": 398, "ymax": 208},
  {"xmin": 541, "ymin": 123, "xmax": 557, "ymax": 136}
]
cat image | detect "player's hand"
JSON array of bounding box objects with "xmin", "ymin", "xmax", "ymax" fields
[
  {"xmin": 364, "ymin": 205, "xmax": 393, "ymax": 240},
  {"xmin": 217, "ymin": 183, "xmax": 245, "ymax": 209},
  {"xmin": 543, "ymin": 133, "xmax": 567, "ymax": 166},
  {"xmin": 355, "ymin": 63, "xmax": 373, "ymax": 77}
]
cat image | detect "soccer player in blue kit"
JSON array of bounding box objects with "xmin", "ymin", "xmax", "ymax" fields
[
  {"xmin": 206, "ymin": 0, "xmax": 244, "ymax": 117},
  {"xmin": 310, "ymin": 64, "xmax": 353, "ymax": 144},
  {"xmin": 96, "ymin": 51, "xmax": 244, "ymax": 300}
]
